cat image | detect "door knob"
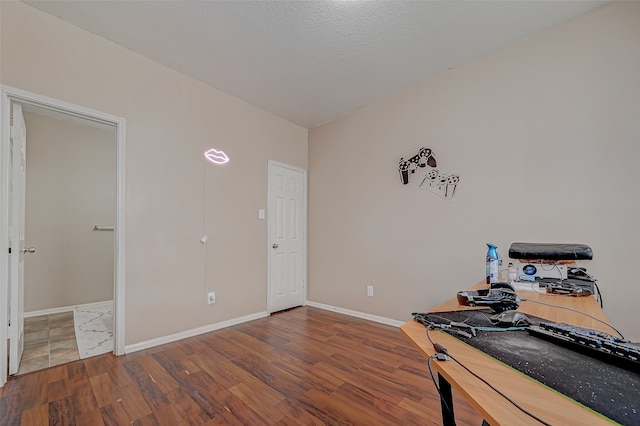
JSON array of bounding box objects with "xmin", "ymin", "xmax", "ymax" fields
[
  {"xmin": 22, "ymin": 247, "xmax": 36, "ymax": 254},
  {"xmin": 272, "ymin": 244, "xmax": 278, "ymax": 249}
]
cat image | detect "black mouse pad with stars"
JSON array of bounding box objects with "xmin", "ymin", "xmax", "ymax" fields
[{"xmin": 413, "ymin": 310, "xmax": 639, "ymax": 425}]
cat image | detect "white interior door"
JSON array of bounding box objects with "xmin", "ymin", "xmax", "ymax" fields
[
  {"xmin": 8, "ymin": 103, "xmax": 27, "ymax": 375},
  {"xmin": 268, "ymin": 161, "xmax": 306, "ymax": 313}
]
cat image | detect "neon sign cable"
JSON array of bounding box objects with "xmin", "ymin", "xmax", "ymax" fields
[{"xmin": 202, "ymin": 147, "xmax": 229, "ymax": 299}]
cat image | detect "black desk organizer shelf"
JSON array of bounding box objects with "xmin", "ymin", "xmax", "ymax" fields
[
  {"xmin": 508, "ymin": 242, "xmax": 593, "ymax": 261},
  {"xmin": 509, "ymin": 242, "xmax": 596, "ymax": 294}
]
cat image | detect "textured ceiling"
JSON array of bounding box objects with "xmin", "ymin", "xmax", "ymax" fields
[{"xmin": 24, "ymin": 0, "xmax": 609, "ymax": 129}]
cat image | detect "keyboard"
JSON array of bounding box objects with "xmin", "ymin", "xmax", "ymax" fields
[{"xmin": 527, "ymin": 322, "xmax": 640, "ymax": 372}]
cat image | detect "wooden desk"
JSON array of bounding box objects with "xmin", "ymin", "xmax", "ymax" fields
[{"xmin": 401, "ymin": 281, "xmax": 616, "ymax": 426}]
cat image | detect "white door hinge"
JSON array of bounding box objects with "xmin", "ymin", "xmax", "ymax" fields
[
  {"xmin": 10, "ymin": 125, "xmax": 24, "ymax": 140},
  {"xmin": 8, "ymin": 323, "xmax": 17, "ymax": 338}
]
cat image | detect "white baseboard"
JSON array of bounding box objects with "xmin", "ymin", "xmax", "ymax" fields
[
  {"xmin": 125, "ymin": 311, "xmax": 270, "ymax": 354},
  {"xmin": 24, "ymin": 300, "xmax": 113, "ymax": 318},
  {"xmin": 306, "ymin": 301, "xmax": 405, "ymax": 328}
]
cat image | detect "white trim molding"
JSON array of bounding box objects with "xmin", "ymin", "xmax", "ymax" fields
[
  {"xmin": 305, "ymin": 301, "xmax": 406, "ymax": 328},
  {"xmin": 24, "ymin": 300, "xmax": 114, "ymax": 318},
  {"xmin": 125, "ymin": 311, "xmax": 270, "ymax": 354}
]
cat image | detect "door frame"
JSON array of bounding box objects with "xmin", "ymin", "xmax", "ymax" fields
[
  {"xmin": 266, "ymin": 160, "xmax": 307, "ymax": 313},
  {"xmin": 8, "ymin": 102, "xmax": 26, "ymax": 376},
  {"xmin": 0, "ymin": 85, "xmax": 126, "ymax": 387}
]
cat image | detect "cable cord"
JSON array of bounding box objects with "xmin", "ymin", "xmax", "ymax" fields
[
  {"xmin": 426, "ymin": 354, "xmax": 456, "ymax": 425},
  {"xmin": 426, "ymin": 328, "xmax": 551, "ymax": 425},
  {"xmin": 594, "ymin": 281, "xmax": 603, "ymax": 308},
  {"xmin": 203, "ymin": 160, "xmax": 208, "ymax": 295},
  {"xmin": 446, "ymin": 352, "xmax": 552, "ymax": 426},
  {"xmin": 521, "ymin": 298, "xmax": 623, "ymax": 338},
  {"xmin": 424, "ymin": 328, "xmax": 456, "ymax": 424},
  {"xmin": 423, "ymin": 313, "xmax": 470, "ymax": 325},
  {"xmin": 528, "ymin": 280, "xmax": 603, "ymax": 308}
]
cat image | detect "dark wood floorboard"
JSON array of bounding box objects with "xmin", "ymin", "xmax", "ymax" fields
[{"xmin": 0, "ymin": 306, "xmax": 483, "ymax": 425}]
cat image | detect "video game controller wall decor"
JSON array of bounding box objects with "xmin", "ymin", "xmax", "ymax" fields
[
  {"xmin": 398, "ymin": 147, "xmax": 436, "ymax": 184},
  {"xmin": 397, "ymin": 147, "xmax": 460, "ymax": 199}
]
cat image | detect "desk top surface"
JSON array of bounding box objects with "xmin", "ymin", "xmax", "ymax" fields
[
  {"xmin": 401, "ymin": 281, "xmax": 617, "ymax": 426},
  {"xmin": 428, "ymin": 281, "xmax": 615, "ymax": 334}
]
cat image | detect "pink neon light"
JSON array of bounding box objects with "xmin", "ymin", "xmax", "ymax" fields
[{"xmin": 204, "ymin": 148, "xmax": 230, "ymax": 165}]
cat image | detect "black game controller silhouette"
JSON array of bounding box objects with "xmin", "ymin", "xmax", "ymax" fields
[{"xmin": 398, "ymin": 147, "xmax": 436, "ymax": 185}]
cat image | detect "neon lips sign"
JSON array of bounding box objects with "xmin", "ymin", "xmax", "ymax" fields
[{"xmin": 204, "ymin": 148, "xmax": 230, "ymax": 165}]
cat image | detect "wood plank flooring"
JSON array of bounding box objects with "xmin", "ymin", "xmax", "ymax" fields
[{"xmin": 0, "ymin": 306, "xmax": 483, "ymax": 425}]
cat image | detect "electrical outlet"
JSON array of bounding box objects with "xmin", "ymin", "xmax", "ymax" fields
[
  {"xmin": 207, "ymin": 292, "xmax": 216, "ymax": 304},
  {"xmin": 367, "ymin": 286, "xmax": 374, "ymax": 297}
]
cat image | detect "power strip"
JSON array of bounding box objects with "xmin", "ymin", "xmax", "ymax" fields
[{"xmin": 510, "ymin": 281, "xmax": 544, "ymax": 292}]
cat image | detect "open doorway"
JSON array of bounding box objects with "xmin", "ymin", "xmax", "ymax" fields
[
  {"xmin": 1, "ymin": 86, "xmax": 126, "ymax": 387},
  {"xmin": 17, "ymin": 106, "xmax": 115, "ymax": 374}
]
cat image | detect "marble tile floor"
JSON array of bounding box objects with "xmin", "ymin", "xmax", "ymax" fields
[{"xmin": 17, "ymin": 311, "xmax": 80, "ymax": 375}]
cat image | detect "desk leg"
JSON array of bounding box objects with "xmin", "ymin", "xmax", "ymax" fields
[{"xmin": 438, "ymin": 372, "xmax": 455, "ymax": 426}]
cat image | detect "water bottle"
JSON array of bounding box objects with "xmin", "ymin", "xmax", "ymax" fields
[
  {"xmin": 508, "ymin": 262, "xmax": 518, "ymax": 283},
  {"xmin": 486, "ymin": 243, "xmax": 500, "ymax": 284}
]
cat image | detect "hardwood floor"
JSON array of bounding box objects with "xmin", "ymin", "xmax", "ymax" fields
[{"xmin": 0, "ymin": 306, "xmax": 483, "ymax": 425}]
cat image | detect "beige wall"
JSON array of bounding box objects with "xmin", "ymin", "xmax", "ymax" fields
[
  {"xmin": 3, "ymin": 1, "xmax": 639, "ymax": 347},
  {"xmin": 309, "ymin": 2, "xmax": 640, "ymax": 341},
  {"xmin": 1, "ymin": 2, "xmax": 307, "ymax": 345},
  {"xmin": 23, "ymin": 111, "xmax": 115, "ymax": 312}
]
